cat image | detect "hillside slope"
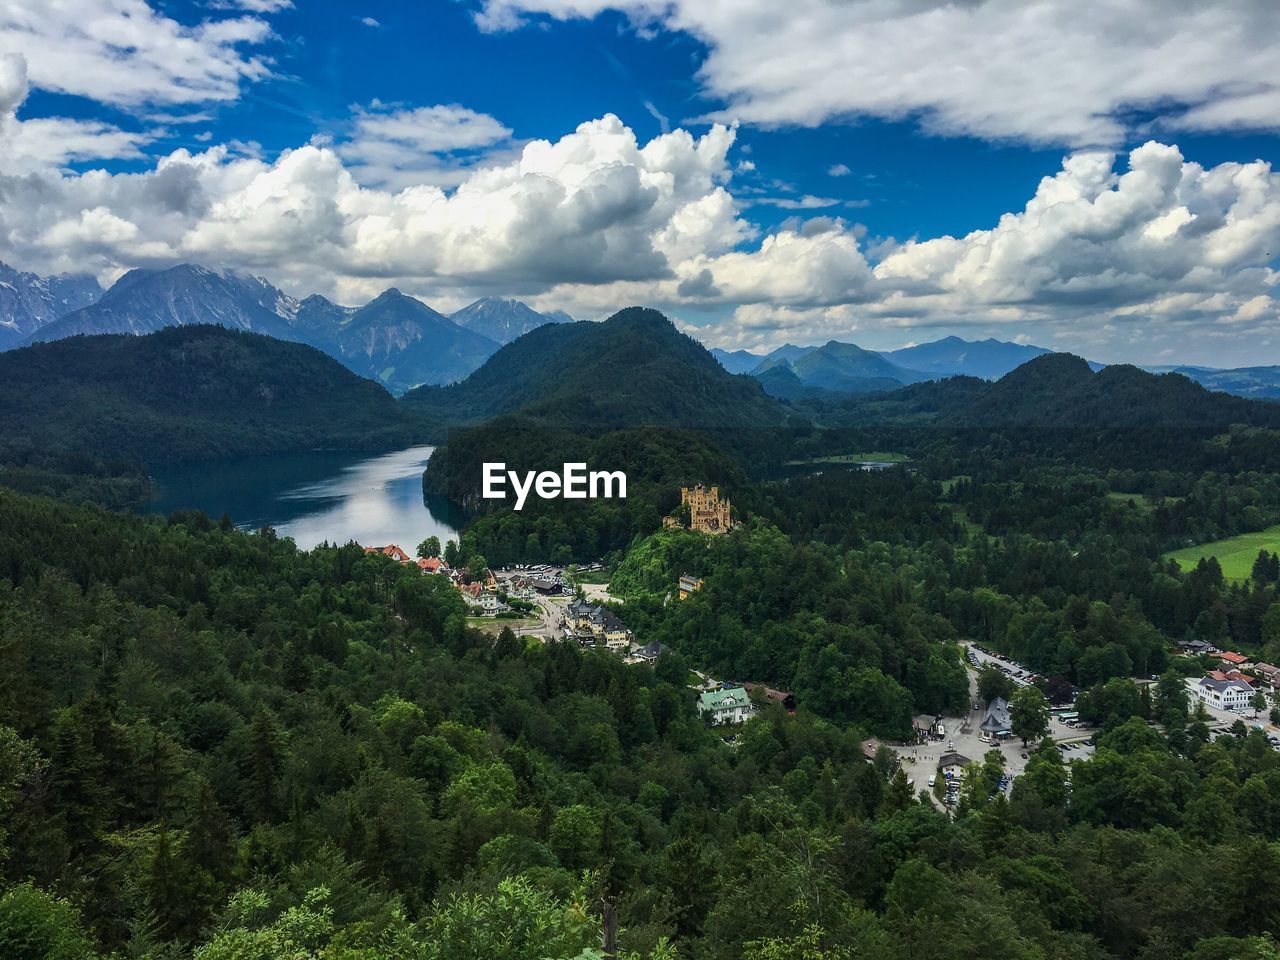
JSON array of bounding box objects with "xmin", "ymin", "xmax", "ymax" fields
[
  {"xmin": 0, "ymin": 325, "xmax": 422, "ymax": 463},
  {"xmin": 403, "ymin": 306, "xmax": 788, "ymax": 432}
]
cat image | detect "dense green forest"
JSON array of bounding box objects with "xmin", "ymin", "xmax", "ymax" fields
[
  {"xmin": 0, "ymin": 326, "xmax": 426, "ymax": 507},
  {"xmin": 8, "ymin": 481, "xmax": 1280, "ymax": 959},
  {"xmin": 423, "ymin": 419, "xmax": 766, "ymax": 564},
  {"xmin": 12, "ymin": 314, "xmax": 1280, "ymax": 957}
]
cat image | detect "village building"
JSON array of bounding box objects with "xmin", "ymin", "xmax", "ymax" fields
[
  {"xmin": 565, "ymin": 598, "xmax": 633, "ymax": 648},
  {"xmin": 1252, "ymin": 662, "xmax": 1280, "ymax": 690},
  {"xmin": 632, "ymin": 640, "xmax": 670, "ymax": 664},
  {"xmin": 476, "ymin": 593, "xmax": 510, "ymax": 616},
  {"xmin": 697, "ymin": 686, "xmax": 757, "ymax": 725},
  {"xmin": 979, "ymin": 697, "xmax": 1012, "ymax": 737},
  {"xmin": 1179, "ymin": 639, "xmax": 1218, "ymax": 656},
  {"xmin": 1186, "ymin": 675, "xmax": 1254, "ymax": 712},
  {"xmin": 500, "ymin": 576, "xmax": 537, "ymax": 601},
  {"xmin": 677, "ymin": 573, "xmax": 704, "ymax": 600},
  {"xmin": 664, "ymin": 483, "xmax": 733, "ymax": 535},
  {"xmin": 938, "ymin": 751, "xmax": 972, "ymax": 782},
  {"xmin": 1220, "ymin": 650, "xmax": 1251, "ymax": 668},
  {"xmin": 364, "ymin": 544, "xmax": 411, "ymax": 563},
  {"xmin": 1208, "ymin": 669, "xmax": 1252, "ymax": 684},
  {"xmin": 417, "ymin": 556, "xmax": 450, "ymax": 574},
  {"xmin": 742, "ymin": 682, "xmax": 796, "ymax": 714}
]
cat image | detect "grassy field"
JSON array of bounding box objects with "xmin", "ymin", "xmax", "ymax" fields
[
  {"xmin": 1106, "ymin": 491, "xmax": 1183, "ymax": 513},
  {"xmin": 946, "ymin": 502, "xmax": 983, "ymax": 538},
  {"xmin": 1164, "ymin": 524, "xmax": 1280, "ymax": 579}
]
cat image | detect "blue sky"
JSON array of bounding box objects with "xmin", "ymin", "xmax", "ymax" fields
[{"xmin": 2, "ymin": 0, "xmax": 1280, "ymax": 365}]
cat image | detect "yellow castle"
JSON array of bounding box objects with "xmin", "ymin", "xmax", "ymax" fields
[{"xmin": 665, "ymin": 483, "xmax": 733, "ymax": 535}]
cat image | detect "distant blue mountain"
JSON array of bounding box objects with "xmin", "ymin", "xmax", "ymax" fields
[
  {"xmin": 756, "ymin": 340, "xmax": 929, "ymax": 394},
  {"xmin": 711, "ymin": 335, "xmax": 1055, "ymax": 386},
  {"xmin": 711, "ymin": 343, "xmax": 813, "ymax": 375},
  {"xmin": 709, "ymin": 347, "xmax": 765, "ymax": 374},
  {"xmin": 1144, "ymin": 365, "xmax": 1280, "ymax": 400},
  {"xmin": 879, "ymin": 336, "xmax": 1051, "ymax": 379}
]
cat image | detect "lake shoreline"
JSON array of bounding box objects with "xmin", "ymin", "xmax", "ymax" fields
[{"xmin": 146, "ymin": 445, "xmax": 464, "ymax": 551}]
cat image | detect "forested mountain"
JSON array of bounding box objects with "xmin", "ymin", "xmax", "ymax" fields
[
  {"xmin": 893, "ymin": 353, "xmax": 1280, "ymax": 428},
  {"xmin": 752, "ymin": 363, "xmax": 848, "ymax": 400},
  {"xmin": 328, "ymin": 289, "xmax": 500, "ymax": 393},
  {"xmin": 410, "ymin": 308, "xmax": 790, "ymax": 564},
  {"xmin": 403, "ymin": 306, "xmax": 787, "ymax": 432},
  {"xmin": 0, "ymin": 325, "xmax": 421, "ymax": 465},
  {"xmin": 0, "ymin": 261, "xmax": 102, "ymax": 349},
  {"xmin": 449, "ymin": 296, "xmax": 570, "ymax": 344},
  {"xmin": 757, "ymin": 339, "xmax": 928, "ymax": 393},
  {"xmin": 424, "ymin": 418, "xmax": 755, "ymax": 560},
  {"xmin": 880, "ymin": 335, "xmax": 1052, "ymax": 379}
]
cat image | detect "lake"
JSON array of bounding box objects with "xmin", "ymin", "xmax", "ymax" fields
[{"xmin": 147, "ymin": 445, "xmax": 465, "ymax": 551}]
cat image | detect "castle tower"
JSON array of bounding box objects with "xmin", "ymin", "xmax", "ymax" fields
[{"xmin": 679, "ymin": 482, "xmax": 732, "ymax": 534}]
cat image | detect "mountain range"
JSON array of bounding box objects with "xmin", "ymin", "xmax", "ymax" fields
[
  {"xmin": 8, "ymin": 257, "xmax": 1280, "ymax": 403},
  {"xmin": 710, "ymin": 334, "xmax": 1280, "ymax": 402},
  {"xmin": 841, "ymin": 353, "xmax": 1280, "ymax": 431},
  {"xmin": 3, "ymin": 261, "xmax": 570, "ymax": 393},
  {"xmin": 711, "ymin": 336, "xmax": 1053, "ymax": 395},
  {"xmin": 0, "ymin": 262, "xmax": 102, "ymax": 350}
]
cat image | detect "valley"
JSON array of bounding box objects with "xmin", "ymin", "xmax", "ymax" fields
[
  {"xmin": 7, "ymin": 5, "xmax": 1280, "ymax": 958},
  {"xmin": 8, "ymin": 300, "xmax": 1280, "ymax": 960}
]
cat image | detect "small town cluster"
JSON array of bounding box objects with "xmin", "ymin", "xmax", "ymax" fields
[
  {"xmin": 364, "ymin": 483, "xmax": 1280, "ymax": 818},
  {"xmin": 1179, "ymin": 640, "xmax": 1280, "ymax": 715},
  {"xmin": 363, "ymin": 483, "xmax": 800, "ymax": 726}
]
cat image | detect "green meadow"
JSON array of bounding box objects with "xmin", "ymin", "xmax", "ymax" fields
[{"xmin": 1164, "ymin": 524, "xmax": 1280, "ymax": 580}]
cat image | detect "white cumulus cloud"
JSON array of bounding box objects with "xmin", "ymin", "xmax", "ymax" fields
[
  {"xmin": 474, "ymin": 0, "xmax": 1280, "ymax": 146},
  {"xmin": 0, "ymin": 0, "xmax": 276, "ymax": 108}
]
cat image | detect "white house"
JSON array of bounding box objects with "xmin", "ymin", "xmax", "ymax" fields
[
  {"xmin": 475, "ymin": 593, "xmax": 510, "ymax": 617},
  {"xmin": 697, "ymin": 686, "xmax": 757, "ymax": 725},
  {"xmin": 1186, "ymin": 676, "xmax": 1254, "ymax": 712}
]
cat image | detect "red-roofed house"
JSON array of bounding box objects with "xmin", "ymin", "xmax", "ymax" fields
[
  {"xmin": 364, "ymin": 544, "xmax": 411, "ymax": 563},
  {"xmin": 1220, "ymin": 651, "xmax": 1251, "ymax": 667},
  {"xmin": 417, "ymin": 557, "xmax": 449, "ymax": 574},
  {"xmin": 1209, "ymin": 669, "xmax": 1252, "ymax": 684}
]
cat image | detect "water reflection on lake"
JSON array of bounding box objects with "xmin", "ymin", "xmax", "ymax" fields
[{"xmin": 147, "ymin": 445, "xmax": 464, "ymax": 551}]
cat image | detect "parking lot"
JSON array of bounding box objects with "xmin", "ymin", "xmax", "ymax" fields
[{"xmin": 892, "ymin": 642, "xmax": 1096, "ymax": 807}]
